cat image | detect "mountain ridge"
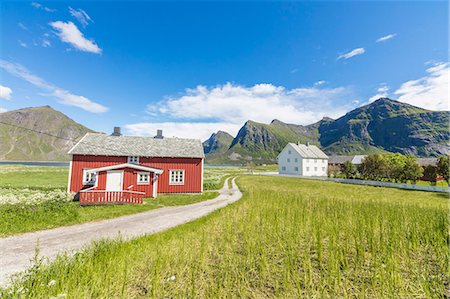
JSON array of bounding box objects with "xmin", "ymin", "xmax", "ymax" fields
[{"xmin": 204, "ymin": 98, "xmax": 449, "ymax": 163}]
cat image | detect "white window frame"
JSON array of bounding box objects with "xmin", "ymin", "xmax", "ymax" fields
[
  {"xmin": 128, "ymin": 156, "xmax": 140, "ymax": 164},
  {"xmin": 288, "ymin": 150, "xmax": 291, "ymax": 154},
  {"xmin": 281, "ymin": 166, "xmax": 286, "ymax": 171},
  {"xmin": 169, "ymin": 170, "xmax": 185, "ymax": 185},
  {"xmin": 294, "ymin": 158, "xmax": 298, "ymax": 163},
  {"xmin": 137, "ymin": 172, "xmax": 150, "ymax": 185},
  {"xmin": 322, "ymin": 167, "xmax": 325, "ymax": 171},
  {"xmin": 82, "ymin": 169, "xmax": 96, "ymax": 185},
  {"xmin": 314, "ymin": 167, "xmax": 318, "ymax": 171},
  {"xmin": 294, "ymin": 166, "xmax": 299, "ymax": 171},
  {"xmin": 306, "ymin": 167, "xmax": 310, "ymax": 171},
  {"xmin": 314, "ymin": 159, "xmax": 317, "ymax": 163},
  {"xmin": 287, "ymin": 158, "xmax": 290, "ymax": 163}
]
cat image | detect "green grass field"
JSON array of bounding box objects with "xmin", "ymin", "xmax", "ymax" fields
[{"xmin": 3, "ymin": 176, "xmax": 448, "ymax": 298}]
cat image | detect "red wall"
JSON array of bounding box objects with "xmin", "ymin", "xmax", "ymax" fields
[{"xmin": 69, "ymin": 155, "xmax": 203, "ymax": 195}]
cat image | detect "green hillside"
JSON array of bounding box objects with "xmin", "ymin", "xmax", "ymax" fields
[{"xmin": 0, "ymin": 106, "xmax": 94, "ymax": 161}]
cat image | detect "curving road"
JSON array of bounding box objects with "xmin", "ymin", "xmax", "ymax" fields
[{"xmin": 0, "ymin": 177, "xmax": 242, "ymax": 287}]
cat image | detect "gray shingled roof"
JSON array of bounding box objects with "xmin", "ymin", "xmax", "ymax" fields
[
  {"xmin": 417, "ymin": 158, "xmax": 438, "ymax": 167},
  {"xmin": 328, "ymin": 156, "xmax": 353, "ymax": 164},
  {"xmin": 68, "ymin": 133, "xmax": 205, "ymax": 158},
  {"xmin": 290, "ymin": 143, "xmax": 328, "ymax": 159}
]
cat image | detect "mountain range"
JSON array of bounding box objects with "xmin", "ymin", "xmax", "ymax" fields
[
  {"xmin": 0, "ymin": 98, "xmax": 448, "ymax": 162},
  {"xmin": 203, "ymin": 98, "xmax": 449, "ymax": 163}
]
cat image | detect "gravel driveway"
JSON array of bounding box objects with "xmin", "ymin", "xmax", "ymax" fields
[{"xmin": 0, "ymin": 177, "xmax": 242, "ymax": 287}]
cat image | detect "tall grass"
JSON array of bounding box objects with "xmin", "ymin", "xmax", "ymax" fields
[{"xmin": 3, "ymin": 176, "xmax": 448, "ymax": 298}]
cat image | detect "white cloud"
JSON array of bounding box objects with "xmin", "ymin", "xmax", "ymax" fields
[
  {"xmin": 125, "ymin": 122, "xmax": 241, "ymax": 141},
  {"xmin": 18, "ymin": 40, "xmax": 28, "ymax": 48},
  {"xmin": 127, "ymin": 82, "xmax": 352, "ymax": 140},
  {"xmin": 41, "ymin": 38, "xmax": 51, "ymax": 47},
  {"xmin": 0, "ymin": 85, "xmax": 13, "ymax": 100},
  {"xmin": 31, "ymin": 2, "xmax": 56, "ymax": 12},
  {"xmin": 395, "ymin": 62, "xmax": 449, "ymax": 111},
  {"xmin": 337, "ymin": 48, "xmax": 365, "ymax": 60},
  {"xmin": 49, "ymin": 21, "xmax": 101, "ymax": 54},
  {"xmin": 376, "ymin": 33, "xmax": 397, "ymax": 43},
  {"xmin": 0, "ymin": 107, "xmax": 7, "ymax": 113},
  {"xmin": 0, "ymin": 60, "xmax": 108, "ymax": 113},
  {"xmin": 18, "ymin": 22, "xmax": 29, "ymax": 31},
  {"xmin": 151, "ymin": 83, "xmax": 349, "ymax": 125},
  {"xmin": 69, "ymin": 7, "xmax": 93, "ymax": 27},
  {"xmin": 290, "ymin": 68, "xmax": 298, "ymax": 74},
  {"xmin": 368, "ymin": 83, "xmax": 390, "ymax": 103},
  {"xmin": 314, "ymin": 80, "xmax": 326, "ymax": 86}
]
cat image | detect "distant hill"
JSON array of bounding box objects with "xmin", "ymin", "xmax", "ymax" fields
[
  {"xmin": 202, "ymin": 131, "xmax": 234, "ymax": 162},
  {"xmin": 0, "ymin": 106, "xmax": 94, "ymax": 161},
  {"xmin": 204, "ymin": 98, "xmax": 450, "ymax": 164}
]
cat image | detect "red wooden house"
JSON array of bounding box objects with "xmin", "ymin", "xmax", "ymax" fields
[{"xmin": 67, "ymin": 128, "xmax": 204, "ymax": 205}]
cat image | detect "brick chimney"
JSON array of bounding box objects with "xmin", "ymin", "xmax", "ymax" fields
[
  {"xmin": 111, "ymin": 127, "xmax": 121, "ymax": 136},
  {"xmin": 154, "ymin": 129, "xmax": 163, "ymax": 139}
]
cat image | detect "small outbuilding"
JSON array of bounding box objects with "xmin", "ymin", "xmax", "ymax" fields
[{"xmin": 277, "ymin": 143, "xmax": 329, "ymax": 176}]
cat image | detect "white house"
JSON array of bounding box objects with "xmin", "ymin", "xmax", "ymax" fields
[{"xmin": 277, "ymin": 143, "xmax": 329, "ymax": 176}]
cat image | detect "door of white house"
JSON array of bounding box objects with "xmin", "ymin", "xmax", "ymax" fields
[{"xmin": 106, "ymin": 171, "xmax": 123, "ymax": 191}]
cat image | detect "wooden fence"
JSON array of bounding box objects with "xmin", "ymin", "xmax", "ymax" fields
[
  {"xmin": 258, "ymin": 172, "xmax": 449, "ymax": 193},
  {"xmin": 79, "ymin": 190, "xmax": 146, "ymax": 205}
]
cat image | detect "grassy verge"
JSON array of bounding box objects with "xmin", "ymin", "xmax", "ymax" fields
[
  {"xmin": 0, "ymin": 192, "xmax": 218, "ymax": 237},
  {"xmin": 3, "ymin": 176, "xmax": 448, "ymax": 298},
  {"xmin": 0, "ymin": 165, "xmax": 68, "ymax": 190}
]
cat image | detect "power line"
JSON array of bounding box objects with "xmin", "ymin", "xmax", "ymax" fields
[{"xmin": 0, "ymin": 120, "xmax": 124, "ymax": 153}]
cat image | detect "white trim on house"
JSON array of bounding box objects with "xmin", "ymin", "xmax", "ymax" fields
[
  {"xmin": 137, "ymin": 171, "xmax": 150, "ymax": 184},
  {"xmin": 67, "ymin": 157, "xmax": 73, "ymax": 193},
  {"xmin": 152, "ymin": 173, "xmax": 159, "ymax": 198},
  {"xmin": 169, "ymin": 169, "xmax": 185, "ymax": 185},
  {"xmin": 85, "ymin": 163, "xmax": 163, "ymax": 174},
  {"xmin": 67, "ymin": 133, "xmax": 89, "ymax": 154},
  {"xmin": 82, "ymin": 169, "xmax": 97, "ymax": 185},
  {"xmin": 200, "ymin": 158, "xmax": 204, "ymax": 192}
]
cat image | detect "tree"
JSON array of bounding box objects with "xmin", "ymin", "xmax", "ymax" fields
[
  {"xmin": 358, "ymin": 154, "xmax": 387, "ymax": 181},
  {"xmin": 437, "ymin": 156, "xmax": 449, "ymax": 184},
  {"xmin": 342, "ymin": 161, "xmax": 355, "ymax": 179},
  {"xmin": 384, "ymin": 153, "xmax": 408, "ymax": 182},
  {"xmin": 423, "ymin": 165, "xmax": 438, "ymax": 186},
  {"xmin": 401, "ymin": 155, "xmax": 423, "ymax": 184}
]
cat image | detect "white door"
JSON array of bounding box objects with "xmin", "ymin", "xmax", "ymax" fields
[{"xmin": 106, "ymin": 171, "xmax": 123, "ymax": 191}]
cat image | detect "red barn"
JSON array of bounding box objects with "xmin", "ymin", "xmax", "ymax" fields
[{"xmin": 67, "ymin": 128, "xmax": 204, "ymax": 204}]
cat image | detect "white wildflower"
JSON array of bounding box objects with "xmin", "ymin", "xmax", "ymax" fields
[
  {"xmin": 167, "ymin": 275, "xmax": 176, "ymax": 281},
  {"xmin": 47, "ymin": 279, "xmax": 57, "ymax": 287},
  {"xmin": 0, "ymin": 188, "xmax": 73, "ymax": 205}
]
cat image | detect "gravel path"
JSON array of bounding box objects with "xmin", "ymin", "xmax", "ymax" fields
[{"xmin": 0, "ymin": 177, "xmax": 242, "ymax": 287}]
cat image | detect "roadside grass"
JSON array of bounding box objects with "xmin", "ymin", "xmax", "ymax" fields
[
  {"xmin": 0, "ymin": 192, "xmax": 218, "ymax": 237},
  {"xmin": 0, "ymin": 165, "xmax": 68, "ymax": 190},
  {"xmin": 3, "ymin": 176, "xmax": 448, "ymax": 298}
]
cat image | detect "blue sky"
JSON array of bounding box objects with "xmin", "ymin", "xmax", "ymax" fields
[{"xmin": 0, "ymin": 1, "xmax": 448, "ymax": 140}]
